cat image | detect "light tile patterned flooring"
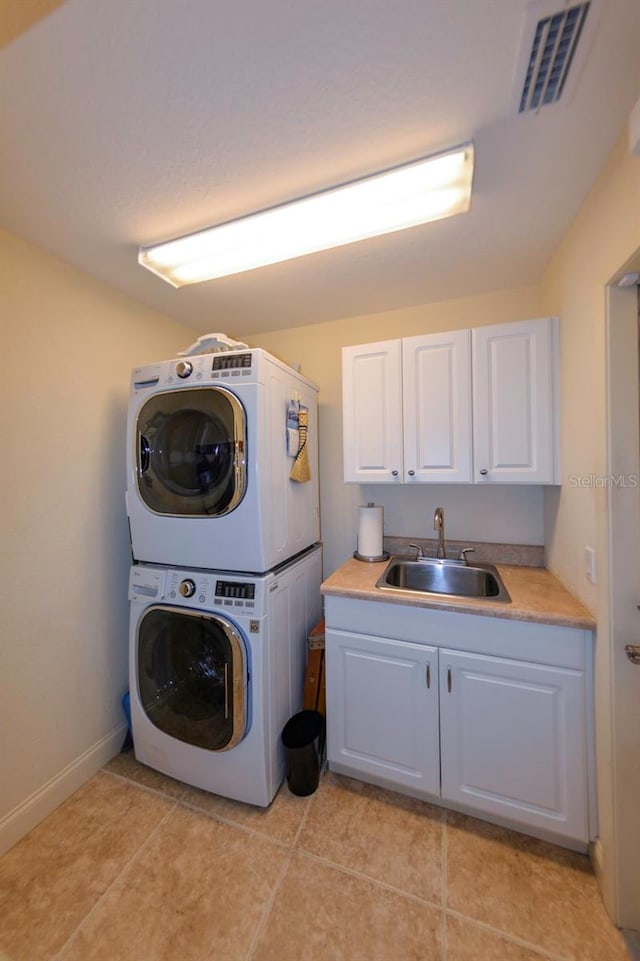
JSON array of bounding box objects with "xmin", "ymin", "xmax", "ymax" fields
[{"xmin": 0, "ymin": 751, "xmax": 630, "ymax": 961}]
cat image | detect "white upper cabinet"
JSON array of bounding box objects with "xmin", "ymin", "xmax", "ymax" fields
[
  {"xmin": 472, "ymin": 317, "xmax": 558, "ymax": 484},
  {"xmin": 402, "ymin": 330, "xmax": 473, "ymax": 483},
  {"xmin": 342, "ymin": 317, "xmax": 559, "ymax": 485},
  {"xmin": 342, "ymin": 339, "xmax": 403, "ymax": 483},
  {"xmin": 342, "ymin": 330, "xmax": 472, "ymax": 484}
]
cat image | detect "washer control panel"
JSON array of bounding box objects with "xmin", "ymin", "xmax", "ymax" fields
[
  {"xmin": 129, "ymin": 565, "xmax": 267, "ymax": 613},
  {"xmin": 213, "ymin": 578, "xmax": 257, "ymax": 610},
  {"xmin": 214, "ymin": 579, "xmax": 255, "ymax": 600},
  {"xmin": 129, "ymin": 567, "xmax": 167, "ymax": 601}
]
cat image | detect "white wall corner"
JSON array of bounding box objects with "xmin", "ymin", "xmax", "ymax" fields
[
  {"xmin": 629, "ymin": 95, "xmax": 640, "ymax": 157},
  {"xmin": 590, "ymin": 836, "xmax": 605, "ymax": 880},
  {"xmin": 0, "ymin": 725, "xmax": 126, "ymax": 857}
]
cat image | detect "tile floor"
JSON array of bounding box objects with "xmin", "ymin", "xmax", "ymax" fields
[{"xmin": 0, "ymin": 751, "xmax": 630, "ymax": 961}]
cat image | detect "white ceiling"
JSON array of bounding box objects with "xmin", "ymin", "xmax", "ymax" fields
[{"xmin": 1, "ymin": 0, "xmax": 639, "ymax": 337}]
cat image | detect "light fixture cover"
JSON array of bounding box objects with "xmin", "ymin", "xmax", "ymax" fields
[{"xmin": 139, "ymin": 143, "xmax": 474, "ymax": 287}]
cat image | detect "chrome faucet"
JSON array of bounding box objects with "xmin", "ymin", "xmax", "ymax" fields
[{"xmin": 433, "ymin": 507, "xmax": 446, "ymax": 559}]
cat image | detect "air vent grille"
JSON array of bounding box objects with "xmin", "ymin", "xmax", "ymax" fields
[{"xmin": 519, "ymin": 2, "xmax": 590, "ymax": 113}]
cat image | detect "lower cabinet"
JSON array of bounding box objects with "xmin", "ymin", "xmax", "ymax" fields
[
  {"xmin": 325, "ymin": 607, "xmax": 593, "ymax": 848},
  {"xmin": 326, "ymin": 632, "xmax": 440, "ymax": 796},
  {"xmin": 439, "ymin": 650, "xmax": 587, "ymax": 842}
]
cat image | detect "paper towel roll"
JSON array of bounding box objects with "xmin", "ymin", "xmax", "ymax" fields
[{"xmin": 357, "ymin": 503, "xmax": 384, "ymax": 559}]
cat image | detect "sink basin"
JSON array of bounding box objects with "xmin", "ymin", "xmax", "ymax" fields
[{"xmin": 376, "ymin": 557, "xmax": 511, "ymax": 602}]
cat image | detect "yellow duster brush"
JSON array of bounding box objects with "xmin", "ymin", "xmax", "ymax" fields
[{"xmin": 290, "ymin": 407, "xmax": 311, "ymax": 483}]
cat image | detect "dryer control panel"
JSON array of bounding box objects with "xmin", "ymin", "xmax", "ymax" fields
[
  {"xmin": 131, "ymin": 350, "xmax": 261, "ymax": 392},
  {"xmin": 212, "ymin": 353, "xmax": 252, "ymax": 371}
]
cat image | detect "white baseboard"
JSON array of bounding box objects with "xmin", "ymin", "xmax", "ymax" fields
[
  {"xmin": 0, "ymin": 724, "xmax": 127, "ymax": 857},
  {"xmin": 590, "ymin": 837, "xmax": 604, "ymax": 880},
  {"xmin": 622, "ymin": 928, "xmax": 640, "ymax": 961}
]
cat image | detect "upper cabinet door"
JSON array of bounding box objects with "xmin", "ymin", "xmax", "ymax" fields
[
  {"xmin": 402, "ymin": 330, "xmax": 473, "ymax": 483},
  {"xmin": 472, "ymin": 317, "xmax": 558, "ymax": 484},
  {"xmin": 342, "ymin": 340, "xmax": 403, "ymax": 483}
]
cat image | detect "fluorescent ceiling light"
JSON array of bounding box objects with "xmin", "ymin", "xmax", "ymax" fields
[{"xmin": 138, "ymin": 143, "xmax": 474, "ymax": 287}]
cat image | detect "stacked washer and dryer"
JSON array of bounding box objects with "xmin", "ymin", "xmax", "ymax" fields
[{"xmin": 125, "ymin": 347, "xmax": 322, "ymax": 806}]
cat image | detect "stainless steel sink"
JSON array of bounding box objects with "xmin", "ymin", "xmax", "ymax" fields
[{"xmin": 376, "ymin": 556, "xmax": 511, "ymax": 602}]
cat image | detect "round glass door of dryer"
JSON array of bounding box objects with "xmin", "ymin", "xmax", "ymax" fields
[
  {"xmin": 136, "ymin": 606, "xmax": 248, "ymax": 751},
  {"xmin": 135, "ymin": 387, "xmax": 246, "ymax": 516}
]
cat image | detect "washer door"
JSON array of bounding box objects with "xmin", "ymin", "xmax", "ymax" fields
[
  {"xmin": 137, "ymin": 606, "xmax": 248, "ymax": 751},
  {"xmin": 136, "ymin": 387, "xmax": 246, "ymax": 516}
]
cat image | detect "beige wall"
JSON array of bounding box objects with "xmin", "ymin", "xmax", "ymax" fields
[
  {"xmin": 541, "ymin": 132, "xmax": 640, "ymax": 608},
  {"xmin": 0, "ymin": 0, "xmax": 67, "ymax": 51},
  {"xmin": 244, "ymin": 285, "xmax": 544, "ymax": 576},
  {"xmin": 539, "ymin": 131, "xmax": 640, "ymax": 920},
  {"xmin": 0, "ymin": 229, "xmax": 192, "ymax": 851}
]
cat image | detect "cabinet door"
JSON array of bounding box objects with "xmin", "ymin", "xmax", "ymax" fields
[
  {"xmin": 402, "ymin": 329, "xmax": 472, "ymax": 483},
  {"xmin": 342, "ymin": 340, "xmax": 403, "ymax": 483},
  {"xmin": 326, "ymin": 629, "xmax": 439, "ymax": 797},
  {"xmin": 440, "ymin": 650, "xmax": 587, "ymax": 842},
  {"xmin": 472, "ymin": 317, "xmax": 557, "ymax": 483}
]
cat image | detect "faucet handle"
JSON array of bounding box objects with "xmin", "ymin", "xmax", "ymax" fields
[
  {"xmin": 457, "ymin": 548, "xmax": 475, "ymax": 565},
  {"xmin": 408, "ymin": 543, "xmax": 424, "ymax": 559}
]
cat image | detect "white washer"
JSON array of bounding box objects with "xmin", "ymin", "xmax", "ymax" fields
[
  {"xmin": 126, "ymin": 348, "xmax": 319, "ymax": 573},
  {"xmin": 128, "ymin": 545, "xmax": 322, "ymax": 806}
]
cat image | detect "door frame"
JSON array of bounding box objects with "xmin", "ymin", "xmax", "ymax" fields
[{"xmin": 600, "ymin": 253, "xmax": 640, "ymax": 927}]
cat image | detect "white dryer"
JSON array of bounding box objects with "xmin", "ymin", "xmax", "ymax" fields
[
  {"xmin": 128, "ymin": 545, "xmax": 322, "ymax": 806},
  {"xmin": 126, "ymin": 348, "xmax": 319, "ymax": 573}
]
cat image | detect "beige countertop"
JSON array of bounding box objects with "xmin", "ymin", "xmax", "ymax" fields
[{"xmin": 321, "ymin": 556, "xmax": 596, "ymax": 631}]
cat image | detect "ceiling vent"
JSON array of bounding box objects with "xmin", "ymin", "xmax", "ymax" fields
[{"xmin": 515, "ymin": 1, "xmax": 597, "ymax": 114}]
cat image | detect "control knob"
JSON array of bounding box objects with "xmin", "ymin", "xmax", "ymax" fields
[
  {"xmin": 179, "ymin": 579, "xmax": 196, "ymax": 598},
  {"xmin": 176, "ymin": 361, "xmax": 193, "ymax": 379}
]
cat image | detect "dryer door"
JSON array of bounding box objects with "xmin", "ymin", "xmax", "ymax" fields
[
  {"xmin": 136, "ymin": 606, "xmax": 248, "ymax": 751},
  {"xmin": 136, "ymin": 387, "xmax": 246, "ymax": 516}
]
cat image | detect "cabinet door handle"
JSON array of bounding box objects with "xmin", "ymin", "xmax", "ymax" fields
[
  {"xmin": 426, "ymin": 662, "xmax": 431, "ymax": 688},
  {"xmin": 479, "ymin": 468, "xmax": 488, "ymax": 476},
  {"xmin": 447, "ymin": 666, "xmax": 452, "ymax": 693},
  {"xmin": 391, "ymin": 470, "xmax": 399, "ymax": 476},
  {"xmin": 408, "ymin": 469, "xmax": 415, "ymax": 476},
  {"xmin": 625, "ymin": 644, "xmax": 640, "ymax": 664}
]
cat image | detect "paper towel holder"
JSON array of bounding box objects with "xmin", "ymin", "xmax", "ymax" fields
[
  {"xmin": 354, "ymin": 501, "xmax": 390, "ymax": 563},
  {"xmin": 353, "ymin": 549, "xmax": 390, "ymax": 563}
]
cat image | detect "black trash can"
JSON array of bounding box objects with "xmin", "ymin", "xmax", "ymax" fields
[{"xmin": 281, "ymin": 710, "xmax": 324, "ymax": 797}]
